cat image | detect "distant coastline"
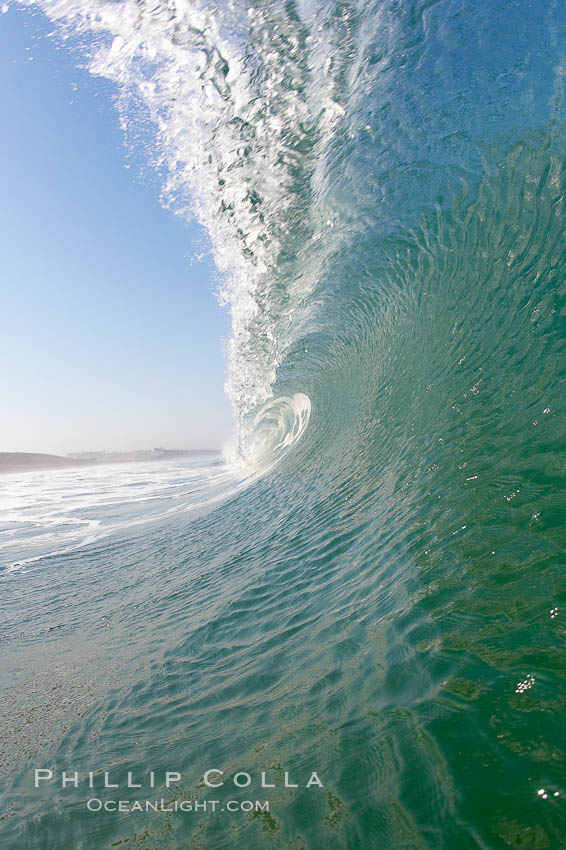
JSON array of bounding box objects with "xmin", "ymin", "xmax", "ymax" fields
[{"xmin": 0, "ymin": 448, "xmax": 219, "ymax": 475}]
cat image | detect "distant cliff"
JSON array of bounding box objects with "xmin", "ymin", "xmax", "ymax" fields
[
  {"xmin": 0, "ymin": 449, "xmax": 219, "ymax": 475},
  {"xmin": 0, "ymin": 452, "xmax": 96, "ymax": 474}
]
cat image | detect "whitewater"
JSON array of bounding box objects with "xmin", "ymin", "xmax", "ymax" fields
[{"xmin": 2, "ymin": 0, "xmax": 566, "ymax": 848}]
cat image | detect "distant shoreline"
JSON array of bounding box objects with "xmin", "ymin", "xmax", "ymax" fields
[{"xmin": 0, "ymin": 449, "xmax": 219, "ymax": 475}]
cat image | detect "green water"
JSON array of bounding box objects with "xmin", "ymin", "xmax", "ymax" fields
[{"xmin": 2, "ymin": 0, "xmax": 566, "ymax": 847}]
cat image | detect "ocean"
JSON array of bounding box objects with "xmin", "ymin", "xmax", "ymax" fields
[{"xmin": 2, "ymin": 0, "xmax": 566, "ymax": 847}]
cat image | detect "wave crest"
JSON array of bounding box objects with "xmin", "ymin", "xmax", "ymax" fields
[{"xmin": 16, "ymin": 0, "xmax": 357, "ymax": 440}]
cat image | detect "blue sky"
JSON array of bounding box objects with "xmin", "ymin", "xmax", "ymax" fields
[{"xmin": 0, "ymin": 5, "xmax": 234, "ymax": 454}]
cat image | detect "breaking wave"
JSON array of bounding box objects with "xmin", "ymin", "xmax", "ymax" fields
[{"xmin": 4, "ymin": 1, "xmax": 566, "ymax": 848}]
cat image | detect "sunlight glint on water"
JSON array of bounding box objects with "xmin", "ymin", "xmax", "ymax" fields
[{"xmin": 2, "ymin": 0, "xmax": 566, "ymax": 848}]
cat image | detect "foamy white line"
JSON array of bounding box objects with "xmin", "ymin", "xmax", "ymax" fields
[{"xmin": 4, "ymin": 393, "xmax": 310, "ymax": 574}]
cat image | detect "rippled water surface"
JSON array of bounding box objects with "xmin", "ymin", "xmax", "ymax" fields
[{"xmin": 3, "ymin": 0, "xmax": 566, "ymax": 847}]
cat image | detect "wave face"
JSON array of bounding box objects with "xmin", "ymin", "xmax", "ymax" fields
[{"xmin": 3, "ymin": 0, "xmax": 566, "ymax": 848}]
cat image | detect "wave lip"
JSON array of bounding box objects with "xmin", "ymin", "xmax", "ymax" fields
[
  {"xmin": 231, "ymin": 392, "xmax": 312, "ymax": 475},
  {"xmin": 14, "ymin": 0, "xmax": 351, "ymax": 439}
]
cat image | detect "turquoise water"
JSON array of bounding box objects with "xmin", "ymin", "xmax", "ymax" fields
[{"xmin": 3, "ymin": 0, "xmax": 566, "ymax": 847}]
